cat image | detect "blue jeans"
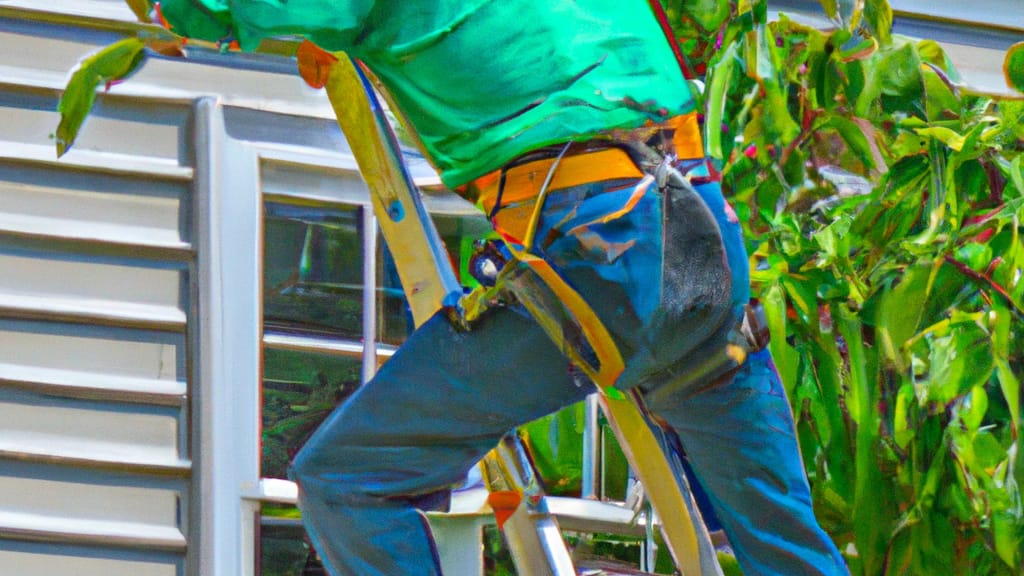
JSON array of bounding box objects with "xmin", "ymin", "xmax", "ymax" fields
[{"xmin": 290, "ymin": 174, "xmax": 847, "ymax": 575}]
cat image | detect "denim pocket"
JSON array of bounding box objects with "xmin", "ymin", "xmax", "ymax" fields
[{"xmin": 537, "ymin": 177, "xmax": 664, "ymax": 322}]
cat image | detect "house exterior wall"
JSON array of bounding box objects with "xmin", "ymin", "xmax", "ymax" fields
[{"xmin": 0, "ymin": 5, "xmax": 466, "ymax": 575}]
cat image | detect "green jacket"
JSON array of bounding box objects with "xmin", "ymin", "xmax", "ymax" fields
[{"xmin": 161, "ymin": 0, "xmax": 694, "ymax": 187}]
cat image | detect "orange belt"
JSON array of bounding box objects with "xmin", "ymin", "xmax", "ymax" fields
[
  {"xmin": 468, "ymin": 112, "xmax": 705, "ymax": 243},
  {"xmin": 474, "ymin": 147, "xmax": 643, "ymax": 243},
  {"xmin": 477, "ymin": 147, "xmax": 643, "ymax": 214}
]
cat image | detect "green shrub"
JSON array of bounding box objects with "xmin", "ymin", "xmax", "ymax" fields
[{"xmin": 667, "ymin": 0, "xmax": 1024, "ymax": 572}]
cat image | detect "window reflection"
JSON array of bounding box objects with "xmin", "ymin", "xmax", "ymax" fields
[
  {"xmin": 377, "ymin": 242, "xmax": 412, "ymax": 346},
  {"xmin": 377, "ymin": 211, "xmax": 493, "ymax": 344},
  {"xmin": 262, "ymin": 347, "xmax": 362, "ymax": 479},
  {"xmin": 259, "ymin": 196, "xmax": 495, "ymax": 574},
  {"xmin": 264, "ymin": 202, "xmax": 365, "ymax": 339},
  {"xmin": 260, "ymin": 508, "xmax": 313, "ymax": 576}
]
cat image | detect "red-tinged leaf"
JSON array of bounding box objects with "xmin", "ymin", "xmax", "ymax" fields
[
  {"xmin": 146, "ymin": 38, "xmax": 185, "ymax": 57},
  {"xmin": 296, "ymin": 39, "xmax": 338, "ymax": 89},
  {"xmin": 1005, "ymin": 41, "xmax": 1024, "ymax": 93},
  {"xmin": 839, "ymin": 37, "xmax": 877, "ymax": 63}
]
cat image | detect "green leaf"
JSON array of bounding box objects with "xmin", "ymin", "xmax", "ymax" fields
[
  {"xmin": 972, "ymin": 430, "xmax": 1005, "ymax": 471},
  {"xmin": 915, "ymin": 126, "xmax": 965, "ymax": 152},
  {"xmin": 520, "ymin": 403, "xmax": 585, "ymax": 495},
  {"xmin": 960, "ymin": 385, "xmax": 989, "ymax": 432},
  {"xmin": 680, "ymin": 0, "xmax": 731, "ymax": 32},
  {"xmin": 864, "ymin": 0, "xmax": 893, "ymax": 46},
  {"xmin": 894, "ymin": 382, "xmax": 916, "ymax": 449},
  {"xmin": 996, "ymin": 360, "xmax": 1020, "ymax": 433},
  {"xmin": 820, "ymin": 115, "xmax": 879, "ymax": 171},
  {"xmin": 56, "ymin": 37, "xmax": 147, "ymax": 157},
  {"xmin": 1008, "ymin": 152, "xmax": 1024, "ymax": 200},
  {"xmin": 782, "ymin": 275, "xmax": 818, "ymax": 327},
  {"xmin": 125, "ymin": 0, "xmax": 151, "ymax": 22},
  {"xmin": 880, "ymin": 41, "xmax": 923, "ymax": 96},
  {"xmin": 818, "ymin": 0, "xmax": 838, "ymax": 20},
  {"xmin": 840, "ymin": 305, "xmax": 890, "ymax": 576},
  {"xmin": 955, "ymin": 243, "xmax": 993, "ymax": 272},
  {"xmin": 764, "ymin": 282, "xmax": 799, "ymax": 389},
  {"xmin": 856, "ymin": 41, "xmax": 922, "ymax": 116},
  {"xmin": 705, "ymin": 43, "xmax": 740, "ymax": 161},
  {"xmin": 838, "ymin": 37, "xmax": 877, "ymax": 63},
  {"xmin": 992, "ymin": 510, "xmax": 1022, "ymax": 570},
  {"xmin": 875, "ymin": 264, "xmax": 932, "ymax": 366},
  {"xmin": 812, "ymin": 214, "xmax": 852, "ymax": 264},
  {"xmin": 919, "ymin": 322, "xmax": 994, "ymax": 407},
  {"xmin": 923, "ymin": 64, "xmax": 961, "ymax": 122},
  {"xmin": 760, "ymin": 72, "xmax": 801, "ymax": 147},
  {"xmin": 1004, "ymin": 41, "xmax": 1024, "ymax": 93},
  {"xmin": 808, "ymin": 339, "xmax": 855, "ymax": 502},
  {"xmin": 917, "ymin": 40, "xmax": 963, "ymax": 84}
]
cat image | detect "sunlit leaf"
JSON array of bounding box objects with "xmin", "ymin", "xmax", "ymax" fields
[
  {"xmin": 923, "ymin": 63, "xmax": 960, "ymax": 122},
  {"xmin": 764, "ymin": 282, "xmax": 799, "ymax": 389},
  {"xmin": 1011, "ymin": 156, "xmax": 1024, "ymax": 199},
  {"xmin": 864, "ymin": 0, "xmax": 892, "ymax": 46},
  {"xmin": 996, "ymin": 360, "xmax": 1020, "ymax": 432},
  {"xmin": 915, "ymin": 126, "xmax": 965, "ymax": 151},
  {"xmin": 56, "ymin": 37, "xmax": 146, "ymax": 157},
  {"xmin": 705, "ymin": 43, "xmax": 739, "ymax": 161},
  {"xmin": 818, "ymin": 0, "xmax": 838, "ymax": 21},
  {"xmin": 960, "ymin": 385, "xmax": 989, "ymax": 432},
  {"xmin": 679, "ymin": 0, "xmax": 731, "ymax": 32},
  {"xmin": 992, "ymin": 510, "xmax": 1022, "ymax": 569},
  {"xmin": 125, "ymin": 0, "xmax": 151, "ymax": 22},
  {"xmin": 918, "ymin": 40, "xmax": 963, "ymax": 84},
  {"xmin": 973, "ymin": 430, "xmax": 1005, "ymax": 471},
  {"xmin": 782, "ymin": 275, "xmax": 818, "ymax": 327},
  {"xmin": 955, "ymin": 243, "xmax": 993, "ymax": 272},
  {"xmin": 520, "ymin": 403, "xmax": 586, "ymax": 495},
  {"xmin": 894, "ymin": 382, "xmax": 916, "ymax": 449},
  {"xmin": 1004, "ymin": 41, "xmax": 1024, "ymax": 93}
]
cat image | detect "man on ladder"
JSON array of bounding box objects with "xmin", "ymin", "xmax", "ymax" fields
[{"xmin": 159, "ymin": 1, "xmax": 847, "ymax": 574}]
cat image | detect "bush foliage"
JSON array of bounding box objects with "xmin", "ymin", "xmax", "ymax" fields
[{"xmin": 665, "ymin": 0, "xmax": 1024, "ymax": 573}]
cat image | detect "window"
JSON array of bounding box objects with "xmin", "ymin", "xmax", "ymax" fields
[{"xmin": 255, "ymin": 158, "xmax": 490, "ymax": 575}]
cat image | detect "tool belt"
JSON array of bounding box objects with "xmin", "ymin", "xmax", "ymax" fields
[
  {"xmin": 472, "ymin": 146, "xmax": 644, "ymax": 245},
  {"xmin": 455, "ymin": 112, "xmax": 768, "ymax": 397},
  {"xmin": 466, "ymin": 111, "xmax": 706, "ymax": 245}
]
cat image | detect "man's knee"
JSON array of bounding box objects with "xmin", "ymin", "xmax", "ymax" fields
[
  {"xmin": 288, "ymin": 434, "xmax": 360, "ymax": 494},
  {"xmin": 288, "ymin": 440, "xmax": 323, "ymax": 488}
]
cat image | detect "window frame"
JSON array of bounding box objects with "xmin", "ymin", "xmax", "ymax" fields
[{"xmin": 199, "ymin": 116, "xmax": 480, "ymax": 575}]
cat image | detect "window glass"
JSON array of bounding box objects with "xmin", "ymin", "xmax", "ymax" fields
[
  {"xmin": 262, "ymin": 347, "xmax": 362, "ymax": 479},
  {"xmin": 264, "ymin": 202, "xmax": 365, "ymax": 339},
  {"xmin": 377, "ymin": 212, "xmax": 493, "ymax": 344},
  {"xmin": 259, "ymin": 201, "xmax": 496, "ymax": 575},
  {"xmin": 377, "ymin": 242, "xmax": 412, "ymax": 345},
  {"xmin": 260, "ymin": 506, "xmax": 313, "ymax": 576}
]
